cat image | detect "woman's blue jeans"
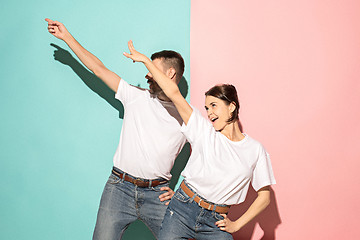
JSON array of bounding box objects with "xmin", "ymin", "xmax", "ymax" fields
[
  {"xmin": 93, "ymin": 168, "xmax": 169, "ymax": 240},
  {"xmin": 158, "ymin": 183, "xmax": 233, "ymax": 240}
]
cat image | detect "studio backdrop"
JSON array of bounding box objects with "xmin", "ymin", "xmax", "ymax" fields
[{"xmin": 1, "ymin": 0, "xmax": 360, "ymax": 239}]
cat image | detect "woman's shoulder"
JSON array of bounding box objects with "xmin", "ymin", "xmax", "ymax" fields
[{"xmin": 242, "ymin": 134, "xmax": 267, "ymax": 151}]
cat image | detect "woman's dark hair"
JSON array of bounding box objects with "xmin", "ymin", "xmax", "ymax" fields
[{"xmin": 205, "ymin": 84, "xmax": 240, "ymax": 123}]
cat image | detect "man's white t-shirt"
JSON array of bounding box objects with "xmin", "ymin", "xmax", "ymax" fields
[
  {"xmin": 181, "ymin": 107, "xmax": 276, "ymax": 205},
  {"xmin": 113, "ymin": 79, "xmax": 187, "ymax": 180}
]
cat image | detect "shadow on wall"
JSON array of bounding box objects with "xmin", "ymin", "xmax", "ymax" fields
[
  {"xmin": 51, "ymin": 44, "xmax": 190, "ymax": 120},
  {"xmin": 170, "ymin": 142, "xmax": 191, "ymax": 189},
  {"xmin": 230, "ymin": 187, "xmax": 281, "ymax": 240},
  {"xmin": 51, "ymin": 43, "xmax": 191, "ymax": 239},
  {"xmin": 51, "ymin": 43, "xmax": 125, "ymax": 118},
  {"xmin": 178, "ymin": 76, "xmax": 189, "ymax": 100}
]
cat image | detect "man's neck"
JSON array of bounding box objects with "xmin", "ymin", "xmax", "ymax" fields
[{"xmin": 156, "ymin": 91, "xmax": 172, "ymax": 102}]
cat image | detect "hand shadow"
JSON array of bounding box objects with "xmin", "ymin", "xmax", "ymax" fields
[
  {"xmin": 50, "ymin": 43, "xmax": 124, "ymax": 118},
  {"xmin": 229, "ymin": 186, "xmax": 281, "ymax": 240}
]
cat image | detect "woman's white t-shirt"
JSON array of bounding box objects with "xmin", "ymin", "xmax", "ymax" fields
[{"xmin": 181, "ymin": 107, "xmax": 276, "ymax": 205}]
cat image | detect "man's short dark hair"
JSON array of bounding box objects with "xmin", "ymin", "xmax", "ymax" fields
[{"xmin": 151, "ymin": 50, "xmax": 185, "ymax": 84}]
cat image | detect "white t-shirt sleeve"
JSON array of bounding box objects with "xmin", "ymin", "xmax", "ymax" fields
[
  {"xmin": 180, "ymin": 106, "xmax": 212, "ymax": 145},
  {"xmin": 115, "ymin": 79, "xmax": 145, "ymax": 105},
  {"xmin": 251, "ymin": 148, "xmax": 276, "ymax": 191}
]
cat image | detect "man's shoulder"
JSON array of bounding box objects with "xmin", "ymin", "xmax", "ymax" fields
[
  {"xmin": 132, "ymin": 85, "xmax": 148, "ymax": 92},
  {"xmin": 124, "ymin": 82, "xmax": 150, "ymax": 98},
  {"xmin": 116, "ymin": 80, "xmax": 151, "ymax": 105}
]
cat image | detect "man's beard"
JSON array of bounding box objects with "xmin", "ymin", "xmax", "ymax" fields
[{"xmin": 148, "ymin": 80, "xmax": 162, "ymax": 95}]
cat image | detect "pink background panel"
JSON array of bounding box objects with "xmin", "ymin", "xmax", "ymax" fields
[{"xmin": 190, "ymin": 0, "xmax": 360, "ymax": 239}]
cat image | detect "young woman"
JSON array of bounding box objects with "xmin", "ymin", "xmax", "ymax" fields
[{"xmin": 124, "ymin": 41, "xmax": 276, "ymax": 240}]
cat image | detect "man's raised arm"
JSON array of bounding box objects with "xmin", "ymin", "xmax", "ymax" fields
[{"xmin": 45, "ymin": 18, "xmax": 120, "ymax": 92}]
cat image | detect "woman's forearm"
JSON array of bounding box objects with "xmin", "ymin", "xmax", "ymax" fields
[
  {"xmin": 234, "ymin": 188, "xmax": 270, "ymax": 231},
  {"xmin": 143, "ymin": 58, "xmax": 180, "ymax": 99},
  {"xmin": 143, "ymin": 58, "xmax": 192, "ymax": 123},
  {"xmin": 123, "ymin": 41, "xmax": 192, "ymax": 123}
]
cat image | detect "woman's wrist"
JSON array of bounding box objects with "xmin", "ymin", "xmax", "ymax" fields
[
  {"xmin": 142, "ymin": 57, "xmax": 152, "ymax": 64},
  {"xmin": 233, "ymin": 218, "xmax": 245, "ymax": 232}
]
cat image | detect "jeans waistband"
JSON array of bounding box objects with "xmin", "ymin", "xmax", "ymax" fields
[
  {"xmin": 112, "ymin": 167, "xmax": 168, "ymax": 188},
  {"xmin": 181, "ymin": 181, "xmax": 230, "ymax": 214}
]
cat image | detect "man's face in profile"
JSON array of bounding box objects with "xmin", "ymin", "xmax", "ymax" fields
[{"xmin": 145, "ymin": 58, "xmax": 165, "ymax": 95}]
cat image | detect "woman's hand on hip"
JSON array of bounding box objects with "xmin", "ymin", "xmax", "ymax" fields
[{"xmin": 215, "ymin": 214, "xmax": 240, "ymax": 233}]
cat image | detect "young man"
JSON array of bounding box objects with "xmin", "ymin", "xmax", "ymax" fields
[{"xmin": 45, "ymin": 18, "xmax": 187, "ymax": 240}]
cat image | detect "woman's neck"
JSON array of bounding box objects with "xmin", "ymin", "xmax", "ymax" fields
[{"xmin": 220, "ymin": 121, "xmax": 244, "ymax": 142}]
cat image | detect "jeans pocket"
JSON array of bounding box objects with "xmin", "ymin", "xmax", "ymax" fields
[
  {"xmin": 107, "ymin": 174, "xmax": 120, "ymax": 184},
  {"xmin": 173, "ymin": 189, "xmax": 191, "ymax": 203},
  {"xmin": 151, "ymin": 182, "xmax": 169, "ymax": 192},
  {"xmin": 212, "ymin": 212, "xmax": 225, "ymax": 221}
]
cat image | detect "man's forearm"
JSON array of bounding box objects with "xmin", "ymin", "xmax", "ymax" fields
[
  {"xmin": 46, "ymin": 18, "xmax": 120, "ymax": 91},
  {"xmin": 61, "ymin": 33, "xmax": 120, "ymax": 92},
  {"xmin": 63, "ymin": 34, "xmax": 105, "ymax": 75}
]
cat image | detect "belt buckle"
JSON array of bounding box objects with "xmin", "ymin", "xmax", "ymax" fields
[
  {"xmin": 198, "ymin": 198, "xmax": 212, "ymax": 211},
  {"xmin": 133, "ymin": 178, "xmax": 140, "ymax": 186}
]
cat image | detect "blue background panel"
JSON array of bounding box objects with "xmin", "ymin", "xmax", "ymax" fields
[{"xmin": 0, "ymin": 1, "xmax": 190, "ymax": 239}]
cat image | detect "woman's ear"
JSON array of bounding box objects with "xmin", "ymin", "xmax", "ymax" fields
[{"xmin": 229, "ymin": 101, "xmax": 236, "ymax": 113}]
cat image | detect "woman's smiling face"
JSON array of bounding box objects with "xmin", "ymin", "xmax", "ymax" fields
[{"xmin": 205, "ymin": 95, "xmax": 235, "ymax": 131}]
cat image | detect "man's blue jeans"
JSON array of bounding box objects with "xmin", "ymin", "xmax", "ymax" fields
[
  {"xmin": 158, "ymin": 183, "xmax": 233, "ymax": 240},
  {"xmin": 93, "ymin": 168, "xmax": 169, "ymax": 240}
]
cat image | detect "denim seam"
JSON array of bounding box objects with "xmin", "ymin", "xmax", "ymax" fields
[{"xmin": 194, "ymin": 208, "xmax": 205, "ymax": 232}]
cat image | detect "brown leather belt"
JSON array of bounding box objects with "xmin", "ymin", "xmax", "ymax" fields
[
  {"xmin": 112, "ymin": 168, "xmax": 168, "ymax": 188},
  {"xmin": 180, "ymin": 181, "xmax": 230, "ymax": 214}
]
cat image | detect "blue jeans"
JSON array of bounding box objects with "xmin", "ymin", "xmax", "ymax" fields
[
  {"xmin": 158, "ymin": 183, "xmax": 233, "ymax": 240},
  {"xmin": 93, "ymin": 168, "xmax": 170, "ymax": 240}
]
